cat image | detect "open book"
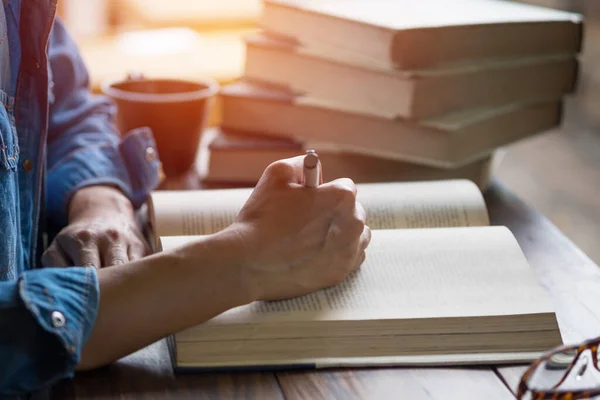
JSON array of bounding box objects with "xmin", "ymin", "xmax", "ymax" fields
[{"xmin": 148, "ymin": 180, "xmax": 562, "ymax": 370}]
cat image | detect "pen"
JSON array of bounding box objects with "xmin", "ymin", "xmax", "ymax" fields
[{"xmin": 303, "ymin": 150, "xmax": 320, "ymax": 188}]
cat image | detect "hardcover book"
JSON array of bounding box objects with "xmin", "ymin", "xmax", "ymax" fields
[
  {"xmin": 147, "ymin": 180, "xmax": 562, "ymax": 370},
  {"xmin": 261, "ymin": 0, "xmax": 582, "ymax": 69}
]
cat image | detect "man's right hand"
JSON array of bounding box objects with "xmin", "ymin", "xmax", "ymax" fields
[
  {"xmin": 79, "ymin": 156, "xmax": 370, "ymax": 369},
  {"xmin": 228, "ymin": 156, "xmax": 371, "ymax": 302}
]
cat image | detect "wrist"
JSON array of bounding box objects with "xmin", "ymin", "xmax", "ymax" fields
[
  {"xmin": 224, "ymin": 222, "xmax": 263, "ymax": 303},
  {"xmin": 69, "ymin": 185, "xmax": 133, "ymax": 222},
  {"xmin": 177, "ymin": 226, "xmax": 259, "ymax": 307}
]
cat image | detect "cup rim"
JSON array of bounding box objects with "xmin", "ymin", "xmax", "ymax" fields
[{"xmin": 101, "ymin": 77, "xmax": 220, "ymax": 103}]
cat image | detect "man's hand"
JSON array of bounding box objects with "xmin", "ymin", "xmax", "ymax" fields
[
  {"xmin": 225, "ymin": 156, "xmax": 371, "ymax": 302},
  {"xmin": 77, "ymin": 157, "xmax": 369, "ymax": 369},
  {"xmin": 42, "ymin": 186, "xmax": 150, "ymax": 268}
]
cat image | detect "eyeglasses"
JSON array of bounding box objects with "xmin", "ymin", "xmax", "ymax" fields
[{"xmin": 517, "ymin": 336, "xmax": 600, "ymax": 399}]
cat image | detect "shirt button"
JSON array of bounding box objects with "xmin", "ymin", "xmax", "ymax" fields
[
  {"xmin": 145, "ymin": 147, "xmax": 157, "ymax": 162},
  {"xmin": 51, "ymin": 311, "xmax": 66, "ymax": 328},
  {"xmin": 22, "ymin": 159, "xmax": 33, "ymax": 173}
]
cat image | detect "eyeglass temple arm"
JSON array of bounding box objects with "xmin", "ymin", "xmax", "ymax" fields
[{"xmin": 523, "ymin": 388, "xmax": 600, "ymax": 400}]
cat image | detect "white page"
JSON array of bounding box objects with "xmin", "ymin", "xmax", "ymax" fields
[
  {"xmin": 149, "ymin": 187, "xmax": 251, "ymax": 237},
  {"xmin": 150, "ymin": 180, "xmax": 489, "ymax": 237},
  {"xmin": 168, "ymin": 226, "xmax": 555, "ymax": 329},
  {"xmin": 359, "ymin": 180, "xmax": 489, "ymax": 229}
]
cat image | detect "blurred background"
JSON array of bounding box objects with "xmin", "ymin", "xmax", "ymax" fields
[{"xmin": 57, "ymin": 0, "xmax": 600, "ymax": 264}]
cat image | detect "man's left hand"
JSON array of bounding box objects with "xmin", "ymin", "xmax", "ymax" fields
[{"xmin": 42, "ymin": 185, "xmax": 150, "ymax": 268}]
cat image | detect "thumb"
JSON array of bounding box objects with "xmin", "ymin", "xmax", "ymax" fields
[{"xmin": 262, "ymin": 155, "xmax": 306, "ymax": 185}]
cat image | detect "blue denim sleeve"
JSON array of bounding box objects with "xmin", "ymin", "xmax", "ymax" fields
[
  {"xmin": 45, "ymin": 18, "xmax": 162, "ymax": 227},
  {"xmin": 0, "ymin": 267, "xmax": 99, "ymax": 396}
]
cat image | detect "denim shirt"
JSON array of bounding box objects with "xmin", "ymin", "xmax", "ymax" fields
[{"xmin": 0, "ymin": 1, "xmax": 162, "ymax": 396}]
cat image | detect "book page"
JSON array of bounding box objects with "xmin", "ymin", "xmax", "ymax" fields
[
  {"xmin": 359, "ymin": 180, "xmax": 489, "ymax": 229},
  {"xmin": 165, "ymin": 227, "xmax": 555, "ymax": 328},
  {"xmin": 149, "ymin": 188, "xmax": 251, "ymax": 237},
  {"xmin": 149, "ymin": 180, "xmax": 489, "ymax": 237}
]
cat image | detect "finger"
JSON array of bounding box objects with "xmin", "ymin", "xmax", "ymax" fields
[
  {"xmin": 350, "ymin": 228, "xmax": 370, "ymax": 272},
  {"xmin": 318, "ymin": 179, "xmax": 358, "ymax": 215},
  {"xmin": 354, "ymin": 251, "xmax": 367, "ymax": 269},
  {"xmin": 263, "ymin": 156, "xmax": 306, "ymax": 185},
  {"xmin": 318, "ymin": 159, "xmax": 323, "ymax": 185},
  {"xmin": 57, "ymin": 228, "xmax": 101, "ymax": 268},
  {"xmin": 41, "ymin": 243, "xmax": 71, "ymax": 267},
  {"xmin": 322, "ymin": 177, "xmax": 357, "ymax": 196},
  {"xmin": 72, "ymin": 247, "xmax": 102, "ymax": 269},
  {"xmin": 359, "ymin": 225, "xmax": 372, "ymax": 252},
  {"xmin": 103, "ymin": 244, "xmax": 129, "ymax": 267},
  {"xmin": 355, "ymin": 201, "xmax": 366, "ymax": 224},
  {"xmin": 128, "ymin": 241, "xmax": 151, "ymax": 261}
]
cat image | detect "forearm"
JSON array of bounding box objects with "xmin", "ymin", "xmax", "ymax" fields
[
  {"xmin": 78, "ymin": 228, "xmax": 253, "ymax": 369},
  {"xmin": 47, "ymin": 20, "xmax": 161, "ymax": 226}
]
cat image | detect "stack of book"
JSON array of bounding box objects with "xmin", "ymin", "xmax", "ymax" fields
[{"xmin": 206, "ymin": 0, "xmax": 583, "ymax": 187}]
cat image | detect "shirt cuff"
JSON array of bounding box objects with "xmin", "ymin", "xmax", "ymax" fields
[
  {"xmin": 19, "ymin": 266, "xmax": 99, "ymax": 376},
  {"xmin": 46, "ymin": 127, "xmax": 163, "ymax": 226},
  {"xmin": 19, "ymin": 267, "xmax": 100, "ymax": 360}
]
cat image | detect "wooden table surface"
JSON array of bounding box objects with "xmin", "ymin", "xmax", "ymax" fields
[{"xmin": 52, "ymin": 179, "xmax": 600, "ymax": 399}]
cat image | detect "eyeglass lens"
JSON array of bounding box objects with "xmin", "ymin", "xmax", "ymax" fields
[{"xmin": 525, "ymin": 348, "xmax": 600, "ymax": 397}]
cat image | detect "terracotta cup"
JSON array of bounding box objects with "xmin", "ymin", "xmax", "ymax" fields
[{"xmin": 103, "ymin": 76, "xmax": 219, "ymax": 177}]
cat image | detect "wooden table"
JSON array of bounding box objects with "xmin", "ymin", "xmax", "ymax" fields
[{"xmin": 52, "ymin": 180, "xmax": 600, "ymax": 399}]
